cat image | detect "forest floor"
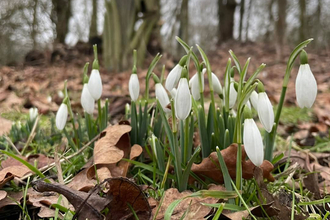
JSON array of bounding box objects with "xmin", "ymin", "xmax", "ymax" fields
[{"xmin": 1, "ymin": 42, "xmax": 330, "ymax": 219}]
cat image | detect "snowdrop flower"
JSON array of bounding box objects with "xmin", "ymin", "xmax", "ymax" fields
[
  {"xmin": 56, "ymin": 101, "xmax": 68, "ymax": 130},
  {"xmin": 58, "ymin": 90, "xmax": 64, "ymax": 98},
  {"xmin": 165, "ymin": 55, "xmax": 187, "ymax": 91},
  {"xmin": 257, "ymin": 90, "xmax": 274, "ymax": 133},
  {"xmin": 47, "ymin": 96, "xmax": 52, "ymax": 103},
  {"xmin": 243, "ymin": 118, "xmax": 264, "ymax": 166},
  {"xmin": 175, "ymin": 78, "xmax": 192, "ymax": 120},
  {"xmin": 29, "ymin": 107, "xmax": 38, "ymax": 121},
  {"xmin": 246, "ymin": 100, "xmax": 251, "ymax": 110},
  {"xmin": 250, "ymin": 90, "xmax": 258, "ymax": 111},
  {"xmin": 189, "ymin": 69, "xmax": 205, "ymax": 100},
  {"xmin": 155, "ymin": 83, "xmax": 171, "ymax": 112},
  {"xmin": 81, "ymin": 84, "xmax": 95, "ymax": 114},
  {"xmin": 295, "ymin": 50, "xmax": 317, "ymax": 108},
  {"xmin": 88, "ymin": 69, "xmax": 103, "ymax": 100},
  {"xmin": 212, "ymin": 72, "xmax": 223, "ymax": 95},
  {"xmin": 229, "ymin": 81, "xmax": 237, "ymax": 108},
  {"xmin": 170, "ymin": 88, "xmax": 177, "ymax": 99},
  {"xmin": 129, "ymin": 72, "xmax": 140, "ymax": 101}
]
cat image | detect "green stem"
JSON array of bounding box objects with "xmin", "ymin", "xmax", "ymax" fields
[
  {"xmin": 235, "ymin": 142, "xmax": 242, "ymax": 205},
  {"xmin": 183, "ymin": 117, "xmax": 190, "ymax": 164},
  {"xmin": 97, "ymin": 99, "xmax": 102, "ymax": 132}
]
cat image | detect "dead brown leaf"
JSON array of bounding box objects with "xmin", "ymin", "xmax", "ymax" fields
[
  {"xmin": 27, "ymin": 154, "xmax": 54, "ymax": 169},
  {"xmin": 0, "ymin": 191, "xmax": 23, "ymax": 209},
  {"xmin": 0, "ymin": 117, "xmax": 12, "ymax": 136},
  {"xmin": 87, "ymin": 124, "xmax": 142, "ymax": 182},
  {"xmin": 0, "ymin": 190, "xmax": 7, "ymax": 201},
  {"xmin": 153, "ymin": 188, "xmax": 218, "ymax": 220},
  {"xmin": 0, "ymin": 165, "xmax": 31, "ymax": 188},
  {"xmin": 190, "ymin": 144, "xmax": 274, "ymax": 184},
  {"xmin": 67, "ymin": 168, "xmax": 96, "ymax": 192}
]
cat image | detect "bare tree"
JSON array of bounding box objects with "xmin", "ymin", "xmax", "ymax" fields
[
  {"xmin": 89, "ymin": 0, "xmax": 98, "ymax": 40},
  {"xmin": 275, "ymin": 0, "xmax": 286, "ymax": 60},
  {"xmin": 178, "ymin": 0, "xmax": 189, "ymax": 54},
  {"xmin": 299, "ymin": 0, "xmax": 306, "ymax": 42},
  {"xmin": 218, "ymin": 0, "xmax": 237, "ymax": 43},
  {"xmin": 51, "ymin": 0, "xmax": 71, "ymax": 44},
  {"xmin": 239, "ymin": 0, "xmax": 245, "ymax": 41}
]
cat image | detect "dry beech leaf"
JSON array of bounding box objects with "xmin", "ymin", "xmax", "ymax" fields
[
  {"xmin": 27, "ymin": 154, "xmax": 54, "ymax": 169},
  {"xmin": 190, "ymin": 144, "xmax": 275, "ymax": 184},
  {"xmin": 0, "ymin": 165, "xmax": 31, "ymax": 188},
  {"xmin": 105, "ymin": 177, "xmax": 151, "ymax": 220},
  {"xmin": 0, "ymin": 191, "xmax": 23, "ymax": 209},
  {"xmin": 0, "ymin": 190, "xmax": 7, "ymax": 201},
  {"xmin": 153, "ymin": 188, "xmax": 218, "ymax": 220},
  {"xmin": 67, "ymin": 168, "xmax": 96, "ymax": 192},
  {"xmin": 0, "ymin": 156, "xmax": 28, "ymax": 169},
  {"xmin": 87, "ymin": 124, "xmax": 132, "ymax": 181}
]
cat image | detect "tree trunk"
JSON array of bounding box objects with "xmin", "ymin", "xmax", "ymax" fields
[
  {"xmin": 299, "ymin": 0, "xmax": 306, "ymax": 42},
  {"xmin": 275, "ymin": 0, "xmax": 286, "ymax": 60},
  {"xmin": 51, "ymin": 0, "xmax": 71, "ymax": 44},
  {"xmin": 31, "ymin": 0, "xmax": 38, "ymax": 49},
  {"xmin": 239, "ymin": 0, "xmax": 245, "ymax": 41},
  {"xmin": 89, "ymin": 0, "xmax": 98, "ymax": 39},
  {"xmin": 264, "ymin": 0, "xmax": 274, "ymax": 42},
  {"xmin": 103, "ymin": 0, "xmax": 161, "ymax": 72},
  {"xmin": 218, "ymin": 0, "xmax": 237, "ymax": 43},
  {"xmin": 178, "ymin": 0, "xmax": 189, "ymax": 55},
  {"xmin": 245, "ymin": 0, "xmax": 252, "ymax": 41}
]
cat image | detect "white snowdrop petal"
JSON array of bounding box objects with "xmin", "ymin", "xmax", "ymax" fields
[
  {"xmin": 243, "ymin": 118, "xmax": 264, "ymax": 166},
  {"xmin": 296, "ymin": 64, "xmax": 317, "ymax": 108},
  {"xmin": 165, "ymin": 64, "xmax": 182, "ymax": 91},
  {"xmin": 56, "ymin": 103, "xmax": 68, "ymax": 130},
  {"xmin": 257, "ymin": 92, "xmax": 274, "ymax": 133},
  {"xmin": 250, "ymin": 90, "xmax": 258, "ymax": 111},
  {"xmin": 189, "ymin": 73, "xmax": 204, "ymax": 100},
  {"xmin": 29, "ymin": 107, "xmax": 38, "ymax": 121},
  {"xmin": 212, "ymin": 73, "xmax": 222, "ymax": 95},
  {"xmin": 156, "ymin": 83, "xmax": 170, "ymax": 112},
  {"xmin": 229, "ymin": 82, "xmax": 237, "ymax": 108},
  {"xmin": 129, "ymin": 74, "xmax": 140, "ymax": 101},
  {"xmin": 87, "ymin": 69, "xmax": 103, "ymax": 100},
  {"xmin": 175, "ymin": 78, "xmax": 192, "ymax": 120},
  {"xmin": 81, "ymin": 84, "xmax": 95, "ymax": 114}
]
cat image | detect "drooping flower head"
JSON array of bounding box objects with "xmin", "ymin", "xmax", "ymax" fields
[
  {"xmin": 249, "ymin": 90, "xmax": 258, "ymax": 111},
  {"xmin": 29, "ymin": 107, "xmax": 38, "ymax": 122},
  {"xmin": 153, "ymin": 73, "xmax": 170, "ymax": 112},
  {"xmin": 295, "ymin": 50, "xmax": 317, "ymax": 108},
  {"xmin": 165, "ymin": 55, "xmax": 187, "ymax": 91},
  {"xmin": 175, "ymin": 67, "xmax": 192, "ymax": 120},
  {"xmin": 81, "ymin": 63, "xmax": 95, "ymax": 114},
  {"xmin": 56, "ymin": 97, "xmax": 69, "ymax": 130},
  {"xmin": 189, "ymin": 68, "xmax": 205, "ymax": 101},
  {"xmin": 87, "ymin": 45, "xmax": 103, "ymax": 100},
  {"xmin": 257, "ymin": 82, "xmax": 274, "ymax": 133},
  {"xmin": 243, "ymin": 107, "xmax": 264, "ymax": 166},
  {"xmin": 129, "ymin": 65, "xmax": 140, "ymax": 101}
]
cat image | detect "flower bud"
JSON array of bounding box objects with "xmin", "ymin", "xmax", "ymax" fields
[
  {"xmin": 212, "ymin": 72, "xmax": 223, "ymax": 95},
  {"xmin": 155, "ymin": 83, "xmax": 171, "ymax": 112},
  {"xmin": 295, "ymin": 64, "xmax": 317, "ymax": 108},
  {"xmin": 165, "ymin": 56, "xmax": 187, "ymax": 91},
  {"xmin": 189, "ymin": 69, "xmax": 205, "ymax": 101},
  {"xmin": 257, "ymin": 92, "xmax": 274, "ymax": 133},
  {"xmin": 56, "ymin": 103, "xmax": 68, "ymax": 130},
  {"xmin": 81, "ymin": 84, "xmax": 95, "ymax": 114},
  {"xmin": 175, "ymin": 78, "xmax": 192, "ymax": 120},
  {"xmin": 129, "ymin": 73, "xmax": 140, "ymax": 101},
  {"xmin": 250, "ymin": 90, "xmax": 258, "ymax": 111},
  {"xmin": 87, "ymin": 69, "xmax": 102, "ymax": 100},
  {"xmin": 243, "ymin": 118, "xmax": 264, "ymax": 166},
  {"xmin": 229, "ymin": 81, "xmax": 237, "ymax": 108},
  {"xmin": 29, "ymin": 107, "xmax": 38, "ymax": 121}
]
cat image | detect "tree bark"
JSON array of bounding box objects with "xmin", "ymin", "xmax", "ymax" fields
[
  {"xmin": 178, "ymin": 0, "xmax": 189, "ymax": 55},
  {"xmin": 275, "ymin": 0, "xmax": 286, "ymax": 60},
  {"xmin": 299, "ymin": 0, "xmax": 306, "ymax": 42},
  {"xmin": 89, "ymin": 0, "xmax": 98, "ymax": 39},
  {"xmin": 51, "ymin": 0, "xmax": 71, "ymax": 44},
  {"xmin": 239, "ymin": 0, "xmax": 245, "ymax": 41},
  {"xmin": 218, "ymin": 0, "xmax": 237, "ymax": 43},
  {"xmin": 31, "ymin": 0, "xmax": 38, "ymax": 49}
]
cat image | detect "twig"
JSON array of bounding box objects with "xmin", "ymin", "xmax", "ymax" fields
[
  {"xmin": 20, "ymin": 133, "xmax": 101, "ymax": 181},
  {"xmin": 4, "ymin": 136, "xmax": 21, "ymax": 155},
  {"xmin": 22, "ymin": 116, "xmax": 40, "ymax": 155}
]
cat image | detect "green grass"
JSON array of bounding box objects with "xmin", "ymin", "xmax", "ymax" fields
[{"xmin": 274, "ymin": 105, "xmax": 315, "ymax": 124}]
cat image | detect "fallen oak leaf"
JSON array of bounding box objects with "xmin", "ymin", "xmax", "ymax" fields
[
  {"xmin": 104, "ymin": 177, "xmax": 151, "ymax": 220},
  {"xmin": 87, "ymin": 124, "xmax": 132, "ymax": 181},
  {"xmin": 0, "ymin": 165, "xmax": 31, "ymax": 188},
  {"xmin": 190, "ymin": 144, "xmax": 274, "ymax": 184}
]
